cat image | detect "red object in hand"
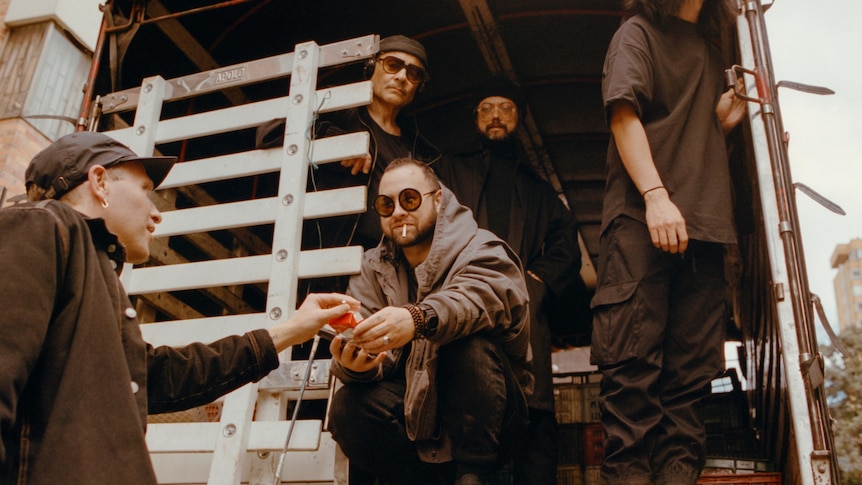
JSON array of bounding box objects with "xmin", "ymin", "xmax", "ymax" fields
[{"xmin": 329, "ymin": 312, "xmax": 359, "ymax": 333}]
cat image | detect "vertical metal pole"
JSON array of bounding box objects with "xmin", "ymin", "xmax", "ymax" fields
[
  {"xmin": 740, "ymin": 0, "xmax": 837, "ymax": 482},
  {"xmin": 76, "ymin": 1, "xmax": 111, "ymax": 132}
]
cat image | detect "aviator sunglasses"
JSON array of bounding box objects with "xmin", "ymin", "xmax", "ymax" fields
[
  {"xmin": 376, "ymin": 56, "xmax": 428, "ymax": 85},
  {"xmin": 373, "ymin": 188, "xmax": 438, "ymax": 217}
]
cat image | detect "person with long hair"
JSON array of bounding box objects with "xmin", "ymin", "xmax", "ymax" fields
[{"xmin": 590, "ymin": 0, "xmax": 747, "ymax": 483}]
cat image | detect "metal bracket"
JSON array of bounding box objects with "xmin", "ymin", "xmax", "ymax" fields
[
  {"xmin": 259, "ymin": 360, "xmax": 332, "ymax": 391},
  {"xmin": 810, "ymin": 450, "xmax": 833, "ymax": 485},
  {"xmin": 812, "ymin": 294, "xmax": 850, "ymax": 357}
]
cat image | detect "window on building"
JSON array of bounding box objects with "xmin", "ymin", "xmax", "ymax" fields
[
  {"xmin": 854, "ymin": 285, "xmax": 862, "ymax": 296},
  {"xmin": 852, "ymin": 269, "xmax": 862, "ymax": 280},
  {"xmin": 0, "ymin": 22, "xmax": 89, "ymax": 141}
]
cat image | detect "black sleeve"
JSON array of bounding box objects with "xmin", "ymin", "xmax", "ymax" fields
[{"xmin": 146, "ymin": 329, "xmax": 279, "ymax": 414}]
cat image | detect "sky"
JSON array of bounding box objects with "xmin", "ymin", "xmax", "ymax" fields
[{"xmin": 759, "ymin": 0, "xmax": 862, "ymax": 343}]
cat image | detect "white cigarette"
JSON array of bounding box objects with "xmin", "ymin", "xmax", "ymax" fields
[{"xmin": 402, "ymin": 224, "xmax": 407, "ymax": 237}]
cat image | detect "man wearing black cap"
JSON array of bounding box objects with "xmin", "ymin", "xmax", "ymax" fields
[
  {"xmin": 257, "ymin": 34, "xmax": 441, "ymax": 251},
  {"xmin": 0, "ymin": 131, "xmax": 359, "ymax": 484},
  {"xmin": 434, "ymin": 76, "xmax": 584, "ymax": 485}
]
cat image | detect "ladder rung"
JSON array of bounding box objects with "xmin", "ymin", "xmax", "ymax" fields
[
  {"xmin": 141, "ymin": 314, "xmax": 263, "ymax": 347},
  {"xmin": 100, "ymin": 34, "xmax": 377, "ymax": 114},
  {"xmin": 148, "ymin": 431, "xmax": 339, "ymax": 484},
  {"xmin": 154, "ymin": 186, "xmax": 366, "ymax": 237},
  {"xmin": 146, "ymin": 420, "xmax": 322, "ymax": 453},
  {"xmin": 105, "ymin": 81, "xmax": 372, "ymax": 145},
  {"xmin": 127, "ymin": 246, "xmax": 362, "ymax": 295},
  {"xmin": 156, "ymin": 131, "xmax": 369, "ymax": 189}
]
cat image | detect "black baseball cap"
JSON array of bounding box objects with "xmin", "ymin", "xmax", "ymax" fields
[
  {"xmin": 25, "ymin": 132, "xmax": 177, "ymax": 200},
  {"xmin": 379, "ymin": 35, "xmax": 428, "ymax": 70}
]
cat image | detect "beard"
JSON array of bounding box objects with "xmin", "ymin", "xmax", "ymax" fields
[
  {"xmin": 483, "ymin": 123, "xmax": 512, "ymax": 141},
  {"xmin": 387, "ymin": 217, "xmax": 435, "ymax": 248}
]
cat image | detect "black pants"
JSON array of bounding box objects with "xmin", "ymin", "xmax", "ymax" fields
[
  {"xmin": 329, "ymin": 335, "xmax": 527, "ymax": 485},
  {"xmin": 591, "ymin": 217, "xmax": 727, "ymax": 485},
  {"xmin": 512, "ymin": 408, "xmax": 558, "ymax": 485}
]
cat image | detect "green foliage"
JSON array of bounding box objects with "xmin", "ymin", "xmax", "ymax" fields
[{"xmin": 822, "ymin": 326, "xmax": 862, "ymax": 484}]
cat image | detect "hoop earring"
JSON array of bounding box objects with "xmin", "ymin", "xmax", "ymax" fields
[{"xmin": 101, "ymin": 198, "xmax": 109, "ymax": 209}]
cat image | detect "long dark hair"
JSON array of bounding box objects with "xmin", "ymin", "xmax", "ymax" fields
[{"xmin": 624, "ymin": 0, "xmax": 736, "ymax": 38}]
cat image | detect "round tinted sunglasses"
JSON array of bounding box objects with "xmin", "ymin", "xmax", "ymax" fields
[
  {"xmin": 377, "ymin": 57, "xmax": 428, "ymax": 85},
  {"xmin": 373, "ymin": 188, "xmax": 438, "ymax": 217}
]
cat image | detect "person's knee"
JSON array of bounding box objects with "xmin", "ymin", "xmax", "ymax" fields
[{"xmin": 439, "ymin": 335, "xmax": 505, "ymax": 376}]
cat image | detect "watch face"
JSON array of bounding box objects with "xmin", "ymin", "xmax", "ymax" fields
[{"xmin": 424, "ymin": 313, "xmax": 438, "ymax": 338}]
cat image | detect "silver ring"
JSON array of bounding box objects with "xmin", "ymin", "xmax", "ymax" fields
[{"xmin": 383, "ymin": 335, "xmax": 390, "ymax": 345}]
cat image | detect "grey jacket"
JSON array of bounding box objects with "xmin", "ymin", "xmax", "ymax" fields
[{"xmin": 331, "ymin": 185, "xmax": 533, "ymax": 461}]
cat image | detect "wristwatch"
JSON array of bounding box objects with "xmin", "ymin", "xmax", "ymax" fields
[
  {"xmin": 417, "ymin": 303, "xmax": 438, "ymax": 338},
  {"xmin": 404, "ymin": 303, "xmax": 439, "ymax": 339}
]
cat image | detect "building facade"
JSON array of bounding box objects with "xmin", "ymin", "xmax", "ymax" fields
[
  {"xmin": 0, "ymin": 0, "xmax": 100, "ymax": 206},
  {"xmin": 831, "ymin": 238, "xmax": 862, "ymax": 333}
]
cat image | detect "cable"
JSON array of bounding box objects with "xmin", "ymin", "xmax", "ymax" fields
[{"xmin": 273, "ymin": 334, "xmax": 322, "ymax": 482}]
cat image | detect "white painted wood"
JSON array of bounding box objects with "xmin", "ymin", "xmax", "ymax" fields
[
  {"xmin": 140, "ymin": 314, "xmax": 264, "ymax": 347},
  {"xmin": 157, "ymin": 132, "xmax": 369, "ymax": 190},
  {"xmin": 106, "ymin": 81, "xmax": 372, "ymax": 146},
  {"xmin": 116, "ymin": 76, "xmax": 167, "ymax": 291},
  {"xmin": 126, "ymin": 246, "xmax": 361, "ymax": 295},
  {"xmin": 149, "ymin": 432, "xmax": 337, "ymax": 484},
  {"xmin": 207, "ymin": 384, "xmax": 258, "ymax": 485},
  {"xmin": 153, "ymin": 186, "xmax": 366, "ymax": 238},
  {"xmin": 147, "ymin": 420, "xmax": 322, "ymax": 453}
]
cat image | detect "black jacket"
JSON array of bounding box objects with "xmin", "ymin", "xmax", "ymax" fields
[
  {"xmin": 434, "ymin": 138, "xmax": 585, "ymax": 410},
  {"xmin": 0, "ymin": 200, "xmax": 279, "ymax": 484},
  {"xmin": 257, "ymin": 107, "xmax": 442, "ymax": 251}
]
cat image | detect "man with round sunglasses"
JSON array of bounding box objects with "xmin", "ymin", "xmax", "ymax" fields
[
  {"xmin": 256, "ymin": 34, "xmax": 441, "ymax": 252},
  {"xmin": 327, "ymin": 158, "xmax": 532, "ymax": 485},
  {"xmin": 434, "ymin": 76, "xmax": 585, "ymax": 485}
]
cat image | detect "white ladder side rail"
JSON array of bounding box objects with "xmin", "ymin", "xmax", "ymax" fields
[
  {"xmin": 117, "ymin": 74, "xmax": 168, "ymax": 290},
  {"xmin": 105, "ymin": 36, "xmax": 375, "ymax": 485},
  {"xmin": 248, "ymin": 40, "xmax": 323, "ymax": 485}
]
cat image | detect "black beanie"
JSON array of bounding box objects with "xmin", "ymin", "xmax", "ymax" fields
[
  {"xmin": 473, "ymin": 76, "xmax": 525, "ymax": 113},
  {"xmin": 379, "ymin": 35, "xmax": 428, "ymax": 70}
]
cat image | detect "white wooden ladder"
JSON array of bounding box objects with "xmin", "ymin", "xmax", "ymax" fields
[{"xmin": 100, "ymin": 35, "xmax": 378, "ymax": 484}]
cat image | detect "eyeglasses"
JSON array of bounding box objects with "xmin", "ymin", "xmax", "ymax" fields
[
  {"xmin": 373, "ymin": 188, "xmax": 437, "ymax": 217},
  {"xmin": 477, "ymin": 103, "xmax": 517, "ymax": 119},
  {"xmin": 377, "ymin": 57, "xmax": 428, "ymax": 85}
]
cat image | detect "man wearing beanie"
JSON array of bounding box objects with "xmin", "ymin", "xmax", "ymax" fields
[
  {"xmin": 434, "ymin": 76, "xmax": 584, "ymax": 485},
  {"xmin": 256, "ymin": 34, "xmax": 441, "ymax": 252},
  {"xmin": 0, "ymin": 132, "xmax": 359, "ymax": 484}
]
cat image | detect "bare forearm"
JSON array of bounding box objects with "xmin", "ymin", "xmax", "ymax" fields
[{"xmin": 610, "ymin": 102, "xmax": 663, "ymax": 194}]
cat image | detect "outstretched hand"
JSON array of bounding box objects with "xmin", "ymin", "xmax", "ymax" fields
[{"xmin": 268, "ymin": 293, "xmax": 360, "ymax": 351}]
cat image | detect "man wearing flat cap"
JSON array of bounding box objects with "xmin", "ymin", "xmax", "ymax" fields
[
  {"xmin": 257, "ymin": 34, "xmax": 441, "ymax": 252},
  {"xmin": 0, "ymin": 131, "xmax": 359, "ymax": 484},
  {"xmin": 434, "ymin": 76, "xmax": 586, "ymax": 485}
]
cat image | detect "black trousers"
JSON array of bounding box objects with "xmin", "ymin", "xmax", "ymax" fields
[
  {"xmin": 329, "ymin": 335, "xmax": 527, "ymax": 485},
  {"xmin": 591, "ymin": 217, "xmax": 727, "ymax": 485}
]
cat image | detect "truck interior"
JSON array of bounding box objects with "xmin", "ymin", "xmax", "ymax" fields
[{"xmin": 86, "ymin": 1, "xmax": 838, "ymax": 483}]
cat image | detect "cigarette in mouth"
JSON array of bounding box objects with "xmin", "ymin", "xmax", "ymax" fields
[{"xmin": 402, "ymin": 224, "xmax": 407, "ymax": 237}]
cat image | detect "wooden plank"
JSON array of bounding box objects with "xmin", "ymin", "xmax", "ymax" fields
[
  {"xmin": 154, "ymin": 186, "xmax": 366, "ymax": 238},
  {"xmin": 149, "ymin": 434, "xmax": 337, "ymax": 484},
  {"xmin": 100, "ymin": 34, "xmax": 377, "ymax": 114},
  {"xmin": 140, "ymin": 314, "xmax": 264, "ymax": 347},
  {"xmin": 156, "ymin": 131, "xmax": 368, "ymax": 190},
  {"xmin": 104, "ymin": 82, "xmax": 372, "ymax": 146},
  {"xmin": 146, "ymin": 420, "xmax": 322, "ymax": 453},
  {"xmin": 127, "ymin": 247, "xmax": 362, "ymax": 295}
]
